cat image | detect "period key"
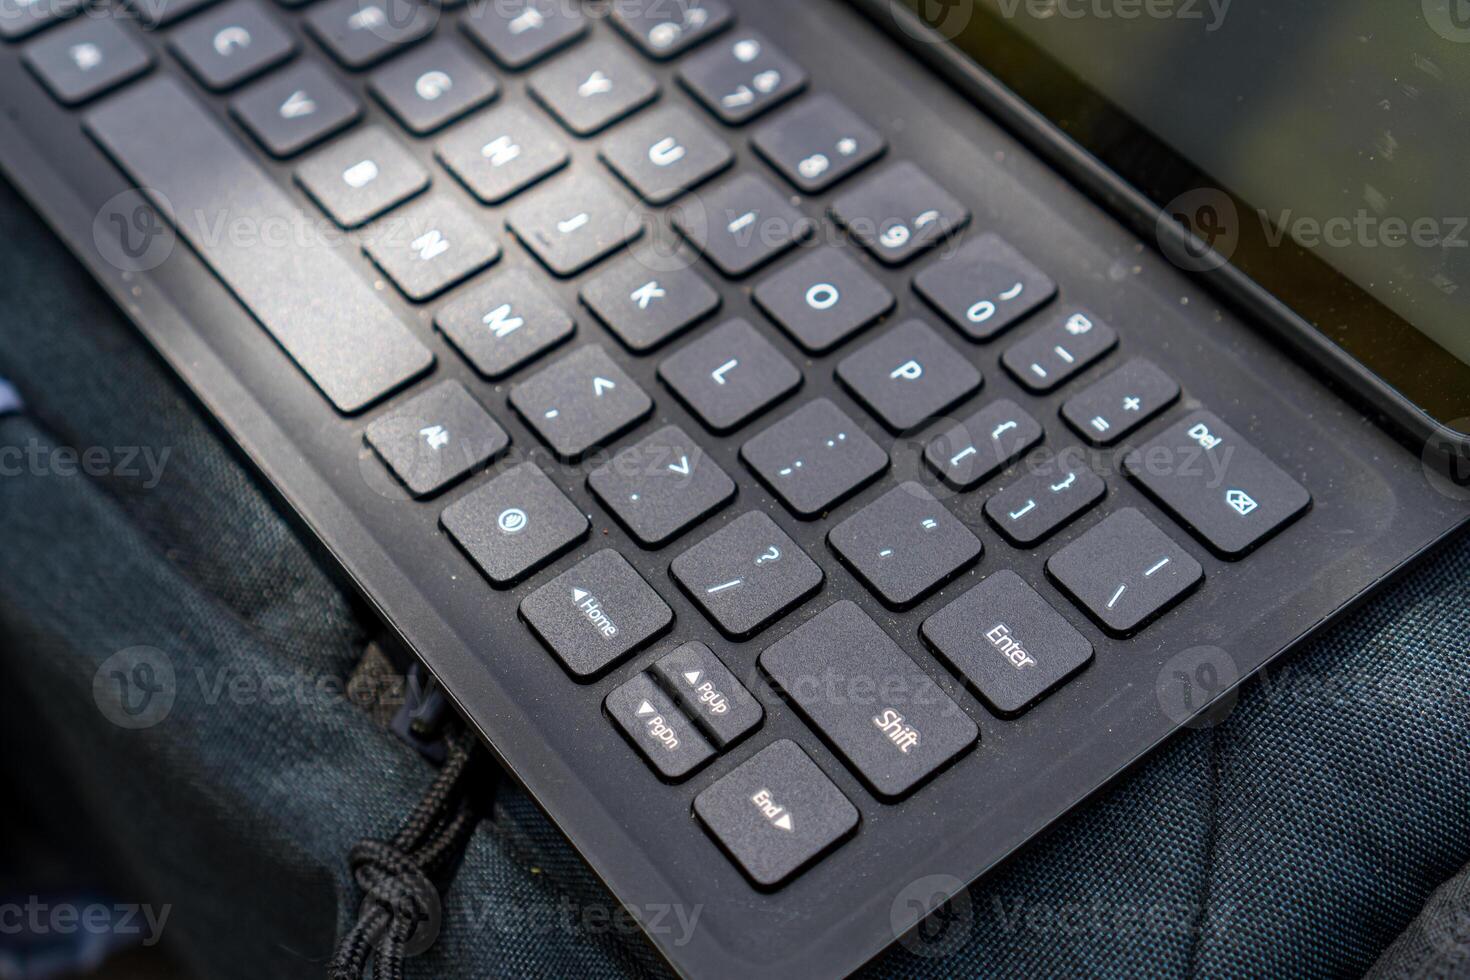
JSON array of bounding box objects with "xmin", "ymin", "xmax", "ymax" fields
[{"xmin": 760, "ymin": 600, "xmax": 978, "ymax": 800}]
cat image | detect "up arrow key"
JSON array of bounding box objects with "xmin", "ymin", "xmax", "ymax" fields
[
  {"xmin": 593, "ymin": 377, "xmax": 616, "ymax": 396},
  {"xmin": 683, "ymin": 670, "xmax": 702, "ymax": 685}
]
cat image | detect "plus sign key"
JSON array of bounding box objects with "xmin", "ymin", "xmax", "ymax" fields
[
  {"xmin": 509, "ymin": 346, "xmax": 652, "ymax": 460},
  {"xmin": 1061, "ymin": 358, "xmax": 1180, "ymax": 446}
]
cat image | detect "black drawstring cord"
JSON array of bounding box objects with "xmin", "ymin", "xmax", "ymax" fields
[{"xmin": 329, "ymin": 727, "xmax": 486, "ymax": 980}]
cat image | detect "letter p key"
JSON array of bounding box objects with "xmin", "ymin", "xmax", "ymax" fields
[{"xmin": 890, "ymin": 359, "xmax": 924, "ymax": 381}]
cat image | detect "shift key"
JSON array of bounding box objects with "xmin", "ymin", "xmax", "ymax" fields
[{"xmin": 760, "ymin": 600, "xmax": 977, "ymax": 800}]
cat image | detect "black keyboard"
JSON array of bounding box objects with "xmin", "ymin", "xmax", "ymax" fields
[{"xmin": 12, "ymin": 0, "xmax": 1419, "ymax": 974}]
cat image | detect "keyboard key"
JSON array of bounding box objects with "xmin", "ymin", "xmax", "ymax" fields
[
  {"xmin": 25, "ymin": 18, "xmax": 151, "ymax": 105},
  {"xmin": 913, "ymin": 233, "xmax": 1057, "ymax": 342},
  {"xmin": 678, "ymin": 30, "xmax": 806, "ymax": 125},
  {"xmin": 461, "ymin": 0, "xmax": 585, "ymax": 70},
  {"xmin": 369, "ymin": 38, "xmax": 499, "ymax": 134},
  {"xmin": 671, "ymin": 511, "xmax": 822, "ymax": 639},
  {"xmin": 921, "ymin": 570, "xmax": 1093, "ymax": 718},
  {"xmin": 364, "ymin": 380, "xmax": 509, "ymax": 497},
  {"xmin": 436, "ymin": 104, "xmax": 569, "ymax": 205},
  {"xmin": 828, "ymin": 482, "xmax": 982, "ymax": 609},
  {"xmin": 650, "ymin": 641, "xmax": 762, "ymax": 748},
  {"xmin": 528, "ymin": 39, "xmax": 658, "ymax": 136},
  {"xmin": 1062, "ymin": 357, "xmax": 1180, "ymax": 446},
  {"xmin": 760, "ymin": 600, "xmax": 977, "ymax": 800},
  {"xmin": 1047, "ymin": 507, "xmax": 1203, "ymax": 636},
  {"xmin": 923, "ymin": 399, "xmax": 1043, "ymax": 491},
  {"xmin": 521, "ymin": 549, "xmax": 674, "ymax": 678},
  {"xmin": 580, "ymin": 252, "xmax": 721, "ymax": 353},
  {"xmin": 1124, "ymin": 410, "xmax": 1311, "ymax": 558},
  {"xmin": 435, "ymin": 267, "xmax": 574, "ymax": 379},
  {"xmin": 588, "ymin": 424, "xmax": 736, "ymax": 547},
  {"xmin": 600, "ymin": 105, "xmax": 734, "ymax": 205},
  {"xmin": 694, "ymin": 739, "xmax": 857, "ymax": 888},
  {"xmin": 657, "ymin": 318, "xmax": 801, "ymax": 433},
  {"xmin": 305, "ymin": 0, "xmax": 434, "ymax": 70},
  {"xmin": 441, "ymin": 461, "xmax": 589, "ymax": 587},
  {"xmin": 123, "ymin": 0, "xmax": 214, "ymax": 28},
  {"xmin": 1, "ymin": 0, "xmax": 83, "ymax": 41},
  {"xmin": 673, "ymin": 173, "xmax": 813, "ymax": 278},
  {"xmin": 985, "ymin": 452, "xmax": 1106, "ymax": 547},
  {"xmin": 509, "ymin": 345, "xmax": 652, "ymax": 460},
  {"xmin": 830, "ymin": 162, "xmax": 969, "ymax": 266},
  {"xmin": 751, "ymin": 94, "xmax": 886, "ymax": 193},
  {"xmin": 741, "ymin": 398, "xmax": 888, "ymax": 519},
  {"xmin": 836, "ymin": 319, "xmax": 981, "ymax": 433},
  {"xmin": 609, "ymin": 0, "xmax": 731, "ymax": 59},
  {"xmin": 169, "ymin": 0, "xmax": 294, "ymax": 92},
  {"xmin": 606, "ymin": 673, "xmax": 714, "ymax": 780},
  {"xmin": 86, "ymin": 78, "xmax": 433, "ymax": 414},
  {"xmin": 296, "ymin": 126, "xmax": 429, "ymax": 229},
  {"xmin": 1001, "ymin": 308, "xmax": 1118, "ymax": 394},
  {"xmin": 363, "ymin": 197, "xmax": 500, "ymax": 302},
  {"xmin": 506, "ymin": 174, "xmax": 642, "ymax": 277},
  {"xmin": 753, "ymin": 249, "xmax": 894, "ymax": 354},
  {"xmin": 231, "ymin": 63, "xmax": 361, "ymax": 157}
]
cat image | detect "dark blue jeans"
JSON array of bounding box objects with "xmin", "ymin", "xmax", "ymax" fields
[{"xmin": 1, "ymin": 177, "xmax": 1466, "ymax": 979}]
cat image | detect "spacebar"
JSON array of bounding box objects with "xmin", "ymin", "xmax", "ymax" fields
[{"xmin": 84, "ymin": 77, "xmax": 433, "ymax": 414}]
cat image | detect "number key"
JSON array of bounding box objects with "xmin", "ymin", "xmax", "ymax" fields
[
  {"xmin": 752, "ymin": 94, "xmax": 886, "ymax": 193},
  {"xmin": 609, "ymin": 0, "xmax": 732, "ymax": 59},
  {"xmin": 914, "ymin": 233, "xmax": 1057, "ymax": 342},
  {"xmin": 678, "ymin": 30, "xmax": 806, "ymax": 125},
  {"xmin": 830, "ymin": 162, "xmax": 970, "ymax": 266}
]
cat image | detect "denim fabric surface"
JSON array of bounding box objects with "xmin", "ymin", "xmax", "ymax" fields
[{"xmin": 0, "ymin": 177, "xmax": 1466, "ymax": 979}]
